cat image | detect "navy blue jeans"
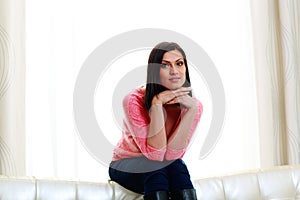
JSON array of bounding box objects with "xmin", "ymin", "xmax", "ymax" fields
[{"xmin": 109, "ymin": 157, "xmax": 194, "ymax": 195}]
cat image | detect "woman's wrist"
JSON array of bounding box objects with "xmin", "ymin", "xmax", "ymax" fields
[{"xmin": 151, "ymin": 96, "xmax": 163, "ymax": 106}]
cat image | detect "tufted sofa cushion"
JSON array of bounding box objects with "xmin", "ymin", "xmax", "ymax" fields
[
  {"xmin": 0, "ymin": 177, "xmax": 142, "ymax": 200},
  {"xmin": 195, "ymin": 165, "xmax": 300, "ymax": 200},
  {"xmin": 0, "ymin": 165, "xmax": 299, "ymax": 199}
]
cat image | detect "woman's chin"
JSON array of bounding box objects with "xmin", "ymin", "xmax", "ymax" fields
[{"xmin": 166, "ymin": 85, "xmax": 183, "ymax": 90}]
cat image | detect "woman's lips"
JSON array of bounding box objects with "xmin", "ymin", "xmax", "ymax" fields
[{"xmin": 169, "ymin": 77, "xmax": 181, "ymax": 82}]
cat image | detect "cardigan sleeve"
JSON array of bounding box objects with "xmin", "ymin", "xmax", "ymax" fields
[{"xmin": 123, "ymin": 92, "xmax": 166, "ymax": 161}]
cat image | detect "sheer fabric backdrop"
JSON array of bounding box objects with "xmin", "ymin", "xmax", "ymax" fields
[
  {"xmin": 26, "ymin": 0, "xmax": 259, "ymax": 182},
  {"xmin": 251, "ymin": 0, "xmax": 300, "ymax": 166},
  {"xmin": 0, "ymin": 0, "xmax": 25, "ymax": 176}
]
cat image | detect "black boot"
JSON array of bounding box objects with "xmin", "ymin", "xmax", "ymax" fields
[
  {"xmin": 143, "ymin": 191, "xmax": 169, "ymax": 200},
  {"xmin": 170, "ymin": 189, "xmax": 197, "ymax": 200}
]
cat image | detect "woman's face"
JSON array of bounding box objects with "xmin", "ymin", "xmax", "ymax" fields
[{"xmin": 159, "ymin": 50, "xmax": 186, "ymax": 90}]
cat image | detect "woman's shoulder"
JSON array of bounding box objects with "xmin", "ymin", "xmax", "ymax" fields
[
  {"xmin": 124, "ymin": 86, "xmax": 145, "ymax": 99},
  {"xmin": 123, "ymin": 86, "xmax": 146, "ymax": 109},
  {"xmin": 122, "ymin": 86, "xmax": 149, "ymax": 124}
]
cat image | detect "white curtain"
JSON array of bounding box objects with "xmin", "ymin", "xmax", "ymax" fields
[
  {"xmin": 251, "ymin": 0, "xmax": 300, "ymax": 166},
  {"xmin": 0, "ymin": 0, "xmax": 25, "ymax": 176},
  {"xmin": 26, "ymin": 0, "xmax": 259, "ymax": 181}
]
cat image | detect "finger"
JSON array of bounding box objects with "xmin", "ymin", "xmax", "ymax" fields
[
  {"xmin": 173, "ymin": 87, "xmax": 192, "ymax": 93},
  {"xmin": 166, "ymin": 100, "xmax": 176, "ymax": 104},
  {"xmin": 175, "ymin": 95, "xmax": 192, "ymax": 103},
  {"xmin": 171, "ymin": 91, "xmax": 190, "ymax": 98},
  {"xmin": 158, "ymin": 88, "xmax": 191, "ymax": 104},
  {"xmin": 166, "ymin": 96, "xmax": 183, "ymax": 104}
]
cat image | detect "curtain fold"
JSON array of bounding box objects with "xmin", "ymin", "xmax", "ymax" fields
[
  {"xmin": 0, "ymin": 0, "xmax": 25, "ymax": 175},
  {"xmin": 251, "ymin": 0, "xmax": 300, "ymax": 167}
]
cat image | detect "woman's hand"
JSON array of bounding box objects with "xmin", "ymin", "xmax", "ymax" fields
[
  {"xmin": 166, "ymin": 94, "xmax": 198, "ymax": 110},
  {"xmin": 151, "ymin": 87, "xmax": 191, "ymax": 105},
  {"xmin": 152, "ymin": 87, "xmax": 197, "ymax": 109}
]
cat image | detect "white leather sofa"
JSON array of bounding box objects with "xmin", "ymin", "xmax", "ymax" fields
[{"xmin": 0, "ymin": 165, "xmax": 299, "ymax": 200}]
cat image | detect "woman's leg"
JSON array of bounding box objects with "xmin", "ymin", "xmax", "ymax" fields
[
  {"xmin": 143, "ymin": 166, "xmax": 169, "ymax": 195},
  {"xmin": 167, "ymin": 159, "xmax": 194, "ymax": 191},
  {"xmin": 109, "ymin": 165, "xmax": 144, "ymax": 194},
  {"xmin": 143, "ymin": 168, "xmax": 170, "ymax": 200},
  {"xmin": 167, "ymin": 159, "xmax": 197, "ymax": 199},
  {"xmin": 109, "ymin": 157, "xmax": 172, "ymax": 195}
]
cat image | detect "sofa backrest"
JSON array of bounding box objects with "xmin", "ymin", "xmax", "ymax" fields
[
  {"xmin": 0, "ymin": 176, "xmax": 142, "ymax": 200},
  {"xmin": 195, "ymin": 165, "xmax": 300, "ymax": 199}
]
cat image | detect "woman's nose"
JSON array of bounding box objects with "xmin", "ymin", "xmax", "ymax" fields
[{"xmin": 169, "ymin": 65, "xmax": 178, "ymax": 74}]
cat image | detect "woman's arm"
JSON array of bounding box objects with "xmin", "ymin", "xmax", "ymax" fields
[
  {"xmin": 167, "ymin": 107, "xmax": 198, "ymax": 150},
  {"xmin": 147, "ymin": 102, "xmax": 167, "ymax": 150},
  {"xmin": 123, "ymin": 92, "xmax": 166, "ymax": 161},
  {"xmin": 165, "ymin": 96, "xmax": 203, "ymax": 160},
  {"xmin": 147, "ymin": 88, "xmax": 192, "ymax": 150},
  {"xmin": 123, "ymin": 87, "xmax": 198, "ymax": 161}
]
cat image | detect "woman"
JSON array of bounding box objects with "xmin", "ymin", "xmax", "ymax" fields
[{"xmin": 109, "ymin": 42, "xmax": 203, "ymax": 200}]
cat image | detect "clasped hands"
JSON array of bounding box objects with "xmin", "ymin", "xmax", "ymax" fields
[{"xmin": 151, "ymin": 87, "xmax": 197, "ymax": 110}]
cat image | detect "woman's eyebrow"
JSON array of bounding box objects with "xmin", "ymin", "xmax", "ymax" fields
[{"xmin": 162, "ymin": 58, "xmax": 183, "ymax": 63}]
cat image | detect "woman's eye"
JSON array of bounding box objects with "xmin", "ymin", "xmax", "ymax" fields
[
  {"xmin": 161, "ymin": 63, "xmax": 169, "ymax": 68},
  {"xmin": 177, "ymin": 61, "xmax": 184, "ymax": 66}
]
